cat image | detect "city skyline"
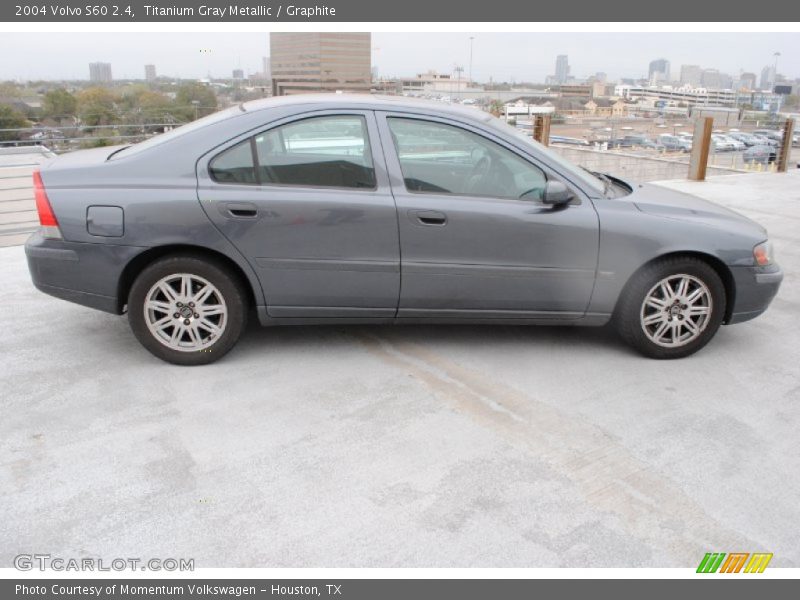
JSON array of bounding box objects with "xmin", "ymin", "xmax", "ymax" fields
[{"xmin": 0, "ymin": 32, "xmax": 798, "ymax": 84}]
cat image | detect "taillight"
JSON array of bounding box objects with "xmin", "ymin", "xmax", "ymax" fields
[{"xmin": 33, "ymin": 170, "xmax": 62, "ymax": 239}]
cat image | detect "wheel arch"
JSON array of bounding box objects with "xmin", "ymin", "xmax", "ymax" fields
[
  {"xmin": 116, "ymin": 244, "xmax": 258, "ymax": 314},
  {"xmin": 616, "ymin": 251, "xmax": 736, "ymax": 324}
]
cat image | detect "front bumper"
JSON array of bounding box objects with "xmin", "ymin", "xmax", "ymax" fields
[
  {"xmin": 727, "ymin": 263, "xmax": 783, "ymax": 324},
  {"xmin": 25, "ymin": 231, "xmax": 142, "ymax": 314}
]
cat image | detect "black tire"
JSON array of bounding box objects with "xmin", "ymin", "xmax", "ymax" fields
[
  {"xmin": 128, "ymin": 254, "xmax": 247, "ymax": 365},
  {"xmin": 614, "ymin": 256, "xmax": 726, "ymax": 359}
]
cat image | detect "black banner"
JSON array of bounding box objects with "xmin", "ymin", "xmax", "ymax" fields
[
  {"xmin": 3, "ymin": 0, "xmax": 799, "ymax": 22},
  {"xmin": 4, "ymin": 579, "xmax": 800, "ymax": 600}
]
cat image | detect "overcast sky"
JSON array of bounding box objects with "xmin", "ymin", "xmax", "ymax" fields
[{"xmin": 0, "ymin": 32, "xmax": 797, "ymax": 83}]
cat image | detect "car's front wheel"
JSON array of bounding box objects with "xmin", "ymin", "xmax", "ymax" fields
[
  {"xmin": 128, "ymin": 255, "xmax": 247, "ymax": 365},
  {"xmin": 615, "ymin": 257, "xmax": 726, "ymax": 359}
]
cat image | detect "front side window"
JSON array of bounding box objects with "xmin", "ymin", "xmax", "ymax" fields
[
  {"xmin": 254, "ymin": 115, "xmax": 376, "ymax": 189},
  {"xmin": 387, "ymin": 117, "xmax": 547, "ymax": 200}
]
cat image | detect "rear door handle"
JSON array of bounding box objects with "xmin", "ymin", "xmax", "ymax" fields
[
  {"xmin": 410, "ymin": 210, "xmax": 447, "ymax": 226},
  {"xmin": 218, "ymin": 202, "xmax": 258, "ymax": 219}
]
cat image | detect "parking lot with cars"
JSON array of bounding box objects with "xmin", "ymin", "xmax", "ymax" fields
[
  {"xmin": 549, "ymin": 120, "xmax": 799, "ymax": 171},
  {"xmin": 2, "ymin": 169, "xmax": 798, "ymax": 567}
]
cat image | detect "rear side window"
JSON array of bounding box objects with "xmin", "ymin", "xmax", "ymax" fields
[
  {"xmin": 209, "ymin": 139, "xmax": 256, "ymax": 184},
  {"xmin": 254, "ymin": 115, "xmax": 376, "ymax": 189}
]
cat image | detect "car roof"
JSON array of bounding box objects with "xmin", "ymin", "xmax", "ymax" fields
[{"xmin": 240, "ymin": 94, "xmax": 495, "ymax": 124}]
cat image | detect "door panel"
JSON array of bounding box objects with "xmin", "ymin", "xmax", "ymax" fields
[
  {"xmin": 377, "ymin": 113, "xmax": 599, "ymax": 318},
  {"xmin": 197, "ymin": 111, "xmax": 400, "ymax": 318}
]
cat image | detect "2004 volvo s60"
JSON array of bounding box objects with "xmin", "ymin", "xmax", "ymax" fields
[{"xmin": 25, "ymin": 95, "xmax": 783, "ymax": 365}]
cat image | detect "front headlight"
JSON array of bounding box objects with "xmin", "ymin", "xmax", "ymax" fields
[{"xmin": 753, "ymin": 240, "xmax": 774, "ymax": 266}]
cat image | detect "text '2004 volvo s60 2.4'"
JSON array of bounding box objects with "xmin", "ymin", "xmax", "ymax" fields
[{"xmin": 25, "ymin": 95, "xmax": 783, "ymax": 365}]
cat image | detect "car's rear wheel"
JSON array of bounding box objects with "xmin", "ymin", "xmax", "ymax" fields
[
  {"xmin": 128, "ymin": 255, "xmax": 246, "ymax": 365},
  {"xmin": 615, "ymin": 257, "xmax": 726, "ymax": 359}
]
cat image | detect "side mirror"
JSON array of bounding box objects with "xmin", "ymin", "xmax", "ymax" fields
[{"xmin": 542, "ymin": 180, "xmax": 575, "ymax": 206}]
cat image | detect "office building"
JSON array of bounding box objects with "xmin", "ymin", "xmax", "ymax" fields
[
  {"xmin": 554, "ymin": 55, "xmax": 569, "ymax": 84},
  {"xmin": 145, "ymin": 64, "xmax": 156, "ymax": 82},
  {"xmin": 648, "ymin": 58, "xmax": 670, "ymax": 84},
  {"xmin": 270, "ymin": 32, "xmax": 371, "ymax": 95},
  {"xmin": 89, "ymin": 62, "xmax": 112, "ymax": 83},
  {"xmin": 679, "ymin": 65, "xmax": 702, "ymax": 87}
]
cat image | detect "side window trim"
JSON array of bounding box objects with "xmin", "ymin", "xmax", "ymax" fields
[{"xmin": 249, "ymin": 136, "xmax": 261, "ymax": 186}]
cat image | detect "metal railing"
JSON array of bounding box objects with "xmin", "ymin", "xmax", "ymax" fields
[{"xmin": 532, "ymin": 114, "xmax": 798, "ymax": 182}]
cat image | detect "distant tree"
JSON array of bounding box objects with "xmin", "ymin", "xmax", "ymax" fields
[
  {"xmin": 175, "ymin": 83, "xmax": 218, "ymax": 120},
  {"xmin": 0, "ymin": 82, "xmax": 24, "ymax": 98},
  {"xmin": 77, "ymin": 87, "xmax": 118, "ymax": 126},
  {"xmin": 488, "ymin": 99, "xmax": 504, "ymax": 117},
  {"xmin": 0, "ymin": 104, "xmax": 28, "ymax": 141},
  {"xmin": 42, "ymin": 89, "xmax": 77, "ymax": 122}
]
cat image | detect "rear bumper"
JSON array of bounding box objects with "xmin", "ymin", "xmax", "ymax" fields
[
  {"xmin": 25, "ymin": 231, "xmax": 142, "ymax": 314},
  {"xmin": 727, "ymin": 264, "xmax": 783, "ymax": 324}
]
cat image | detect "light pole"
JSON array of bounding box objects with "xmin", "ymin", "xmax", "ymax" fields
[{"xmin": 468, "ymin": 36, "xmax": 474, "ymax": 87}]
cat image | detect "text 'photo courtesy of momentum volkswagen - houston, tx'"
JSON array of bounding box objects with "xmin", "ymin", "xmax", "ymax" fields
[{"xmin": 25, "ymin": 95, "xmax": 782, "ymax": 365}]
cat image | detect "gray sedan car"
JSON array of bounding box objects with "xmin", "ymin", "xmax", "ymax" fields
[{"xmin": 25, "ymin": 96, "xmax": 782, "ymax": 365}]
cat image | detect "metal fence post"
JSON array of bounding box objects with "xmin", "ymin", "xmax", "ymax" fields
[
  {"xmin": 776, "ymin": 118, "xmax": 795, "ymax": 173},
  {"xmin": 688, "ymin": 117, "xmax": 713, "ymax": 181},
  {"xmin": 533, "ymin": 114, "xmax": 551, "ymax": 146}
]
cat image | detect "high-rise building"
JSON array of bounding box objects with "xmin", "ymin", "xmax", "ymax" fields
[
  {"xmin": 270, "ymin": 32, "xmax": 371, "ymax": 95},
  {"xmin": 679, "ymin": 64, "xmax": 702, "ymax": 87},
  {"xmin": 554, "ymin": 55, "xmax": 569, "ymax": 84},
  {"xmin": 701, "ymin": 68, "xmax": 723, "ymax": 89},
  {"xmin": 648, "ymin": 58, "xmax": 670, "ymax": 84},
  {"xmin": 145, "ymin": 64, "xmax": 156, "ymax": 82},
  {"xmin": 760, "ymin": 65, "xmax": 775, "ymax": 90},
  {"xmin": 232, "ymin": 69, "xmax": 244, "ymax": 80},
  {"xmin": 739, "ymin": 72, "xmax": 757, "ymax": 90},
  {"xmin": 89, "ymin": 62, "xmax": 112, "ymax": 83}
]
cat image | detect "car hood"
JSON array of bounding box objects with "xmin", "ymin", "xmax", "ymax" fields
[{"xmin": 628, "ymin": 183, "xmax": 767, "ymax": 237}]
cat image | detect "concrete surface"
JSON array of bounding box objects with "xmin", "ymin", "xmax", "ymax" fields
[{"xmin": 1, "ymin": 170, "xmax": 799, "ymax": 568}]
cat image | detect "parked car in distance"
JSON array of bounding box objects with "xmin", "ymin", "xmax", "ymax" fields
[
  {"xmin": 749, "ymin": 134, "xmax": 779, "ymax": 148},
  {"xmin": 722, "ymin": 136, "xmax": 745, "ymax": 151},
  {"xmin": 657, "ymin": 134, "xmax": 692, "ymax": 152},
  {"xmin": 550, "ymin": 135, "xmax": 591, "ymax": 146},
  {"xmin": 608, "ymin": 135, "xmax": 663, "ymax": 150},
  {"xmin": 25, "ymin": 96, "xmax": 783, "ymax": 364},
  {"xmin": 728, "ymin": 132, "xmax": 760, "ymax": 147},
  {"xmin": 743, "ymin": 144, "xmax": 777, "ymax": 164},
  {"xmin": 752, "ymin": 129, "xmax": 783, "ymax": 142},
  {"xmin": 710, "ymin": 135, "xmax": 737, "ymax": 152}
]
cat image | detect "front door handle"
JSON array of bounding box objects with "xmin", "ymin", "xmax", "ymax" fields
[
  {"xmin": 410, "ymin": 210, "xmax": 447, "ymax": 226},
  {"xmin": 218, "ymin": 201, "xmax": 258, "ymax": 219}
]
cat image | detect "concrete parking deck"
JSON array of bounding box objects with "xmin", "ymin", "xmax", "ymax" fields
[{"xmin": 1, "ymin": 171, "xmax": 798, "ymax": 568}]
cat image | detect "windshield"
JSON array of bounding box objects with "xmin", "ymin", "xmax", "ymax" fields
[
  {"xmin": 107, "ymin": 105, "xmax": 245, "ymax": 160},
  {"xmin": 485, "ymin": 116, "xmax": 606, "ymax": 195}
]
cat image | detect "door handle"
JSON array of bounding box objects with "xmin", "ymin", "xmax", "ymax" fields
[
  {"xmin": 218, "ymin": 202, "xmax": 258, "ymax": 219},
  {"xmin": 410, "ymin": 210, "xmax": 447, "ymax": 226}
]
